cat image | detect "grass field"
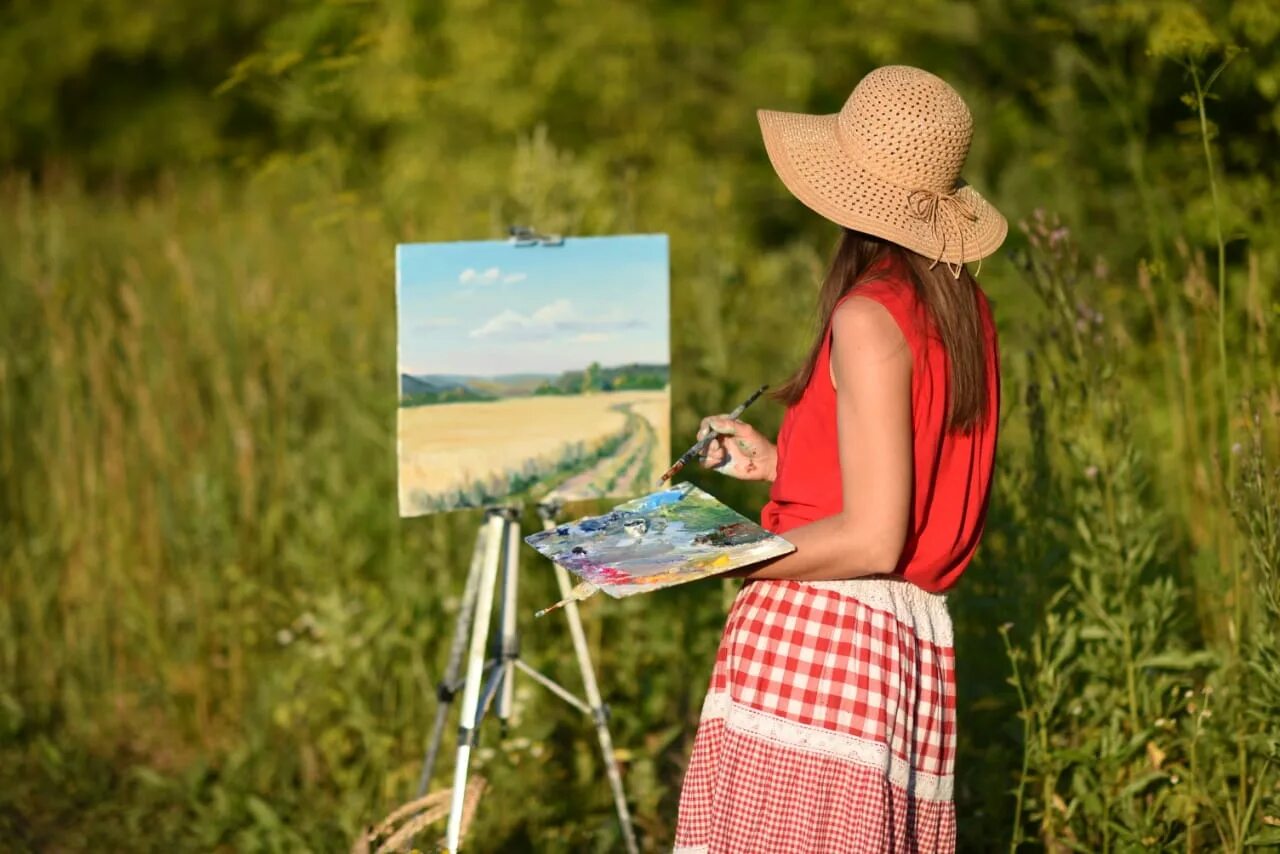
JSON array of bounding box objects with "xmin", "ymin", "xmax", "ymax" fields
[
  {"xmin": 398, "ymin": 389, "xmax": 670, "ymax": 514},
  {"xmin": 2, "ymin": 168, "xmax": 1278, "ymax": 853}
]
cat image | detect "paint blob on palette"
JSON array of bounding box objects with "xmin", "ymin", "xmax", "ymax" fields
[{"xmin": 524, "ymin": 482, "xmax": 795, "ymax": 598}]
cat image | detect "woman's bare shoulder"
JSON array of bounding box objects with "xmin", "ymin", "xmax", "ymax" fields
[{"xmin": 830, "ymin": 294, "xmax": 910, "ymax": 362}]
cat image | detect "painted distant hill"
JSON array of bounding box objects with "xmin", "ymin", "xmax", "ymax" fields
[
  {"xmin": 421, "ymin": 373, "xmax": 554, "ymax": 393},
  {"xmin": 402, "ymin": 375, "xmax": 459, "ymax": 395},
  {"xmin": 399, "ymin": 363, "xmax": 669, "ymax": 406},
  {"xmin": 400, "ymin": 372, "xmax": 558, "ymax": 406},
  {"xmin": 399, "ymin": 374, "xmax": 494, "ymax": 405}
]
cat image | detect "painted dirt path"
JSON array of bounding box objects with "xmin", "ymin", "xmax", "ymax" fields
[{"xmin": 547, "ymin": 401, "xmax": 659, "ymax": 500}]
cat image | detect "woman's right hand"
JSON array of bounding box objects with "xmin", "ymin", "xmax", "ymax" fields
[{"xmin": 697, "ymin": 415, "xmax": 778, "ymax": 481}]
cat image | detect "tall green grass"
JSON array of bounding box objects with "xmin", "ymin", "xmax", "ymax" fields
[
  {"xmin": 976, "ymin": 75, "xmax": 1280, "ymax": 845},
  {"xmin": 0, "ymin": 171, "xmax": 731, "ymax": 851}
]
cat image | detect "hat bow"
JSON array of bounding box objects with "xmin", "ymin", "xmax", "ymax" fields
[{"xmin": 905, "ymin": 188, "xmax": 981, "ymax": 279}]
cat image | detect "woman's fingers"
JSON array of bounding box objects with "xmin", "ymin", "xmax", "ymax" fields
[
  {"xmin": 697, "ymin": 414, "xmax": 765, "ymax": 476},
  {"xmin": 691, "ymin": 412, "xmax": 774, "ymax": 481},
  {"xmin": 698, "ymin": 415, "xmax": 742, "ymax": 442},
  {"xmin": 698, "ymin": 415, "xmax": 733, "ymax": 440},
  {"xmin": 700, "ymin": 437, "xmax": 728, "ymax": 468}
]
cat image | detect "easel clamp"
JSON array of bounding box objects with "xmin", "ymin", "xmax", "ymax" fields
[{"xmin": 508, "ymin": 225, "xmax": 565, "ymax": 247}]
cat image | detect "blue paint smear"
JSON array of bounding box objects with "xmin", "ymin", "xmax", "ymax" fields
[
  {"xmin": 577, "ymin": 515, "xmax": 613, "ymax": 533},
  {"xmin": 626, "ymin": 488, "xmax": 685, "ymax": 513}
]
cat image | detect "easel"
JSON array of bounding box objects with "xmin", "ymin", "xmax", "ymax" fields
[
  {"xmin": 415, "ymin": 227, "xmax": 638, "ymax": 853},
  {"xmin": 415, "ymin": 503, "xmax": 638, "ymax": 853}
]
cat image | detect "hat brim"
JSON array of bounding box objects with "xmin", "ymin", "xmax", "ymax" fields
[{"xmin": 757, "ymin": 109, "xmax": 1007, "ymax": 266}]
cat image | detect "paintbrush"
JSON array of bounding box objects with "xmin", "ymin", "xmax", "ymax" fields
[
  {"xmin": 534, "ymin": 580, "xmax": 599, "ymax": 618},
  {"xmin": 657, "ymin": 384, "xmax": 768, "ymax": 486}
]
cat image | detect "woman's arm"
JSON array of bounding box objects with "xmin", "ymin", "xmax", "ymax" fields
[{"xmin": 736, "ymin": 295, "xmax": 913, "ymax": 582}]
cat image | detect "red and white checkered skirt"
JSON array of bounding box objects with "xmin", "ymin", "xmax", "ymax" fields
[{"xmin": 674, "ymin": 576, "xmax": 957, "ymax": 853}]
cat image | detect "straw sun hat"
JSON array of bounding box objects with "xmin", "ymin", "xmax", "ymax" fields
[{"xmin": 758, "ymin": 65, "xmax": 1007, "ymax": 277}]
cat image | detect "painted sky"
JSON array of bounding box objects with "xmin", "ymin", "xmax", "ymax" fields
[{"xmin": 397, "ymin": 235, "xmax": 669, "ymax": 377}]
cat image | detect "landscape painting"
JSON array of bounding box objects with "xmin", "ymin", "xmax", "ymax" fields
[
  {"xmin": 397, "ymin": 235, "xmax": 670, "ymax": 516},
  {"xmin": 524, "ymin": 482, "xmax": 795, "ymax": 598}
]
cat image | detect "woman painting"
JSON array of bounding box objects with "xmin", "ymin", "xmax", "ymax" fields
[{"xmin": 674, "ymin": 65, "xmax": 1006, "ymax": 853}]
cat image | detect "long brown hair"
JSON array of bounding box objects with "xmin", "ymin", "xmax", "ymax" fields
[{"xmin": 772, "ymin": 228, "xmax": 990, "ymax": 433}]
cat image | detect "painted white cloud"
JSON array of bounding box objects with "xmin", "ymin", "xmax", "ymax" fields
[
  {"xmin": 469, "ymin": 299, "xmax": 643, "ymax": 341},
  {"xmin": 502, "ymin": 272, "xmax": 527, "ymax": 284},
  {"xmin": 459, "ymin": 266, "xmax": 502, "ymax": 285}
]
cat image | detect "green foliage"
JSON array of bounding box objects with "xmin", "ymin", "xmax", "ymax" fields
[
  {"xmin": 995, "ymin": 218, "xmax": 1210, "ymax": 850},
  {"xmin": 534, "ymin": 363, "xmax": 670, "ymax": 396},
  {"xmin": 984, "ymin": 91, "xmax": 1279, "ymax": 851},
  {"xmin": 1, "ymin": 0, "xmax": 1278, "ymax": 852}
]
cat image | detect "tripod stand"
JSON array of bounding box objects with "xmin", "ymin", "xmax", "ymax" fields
[{"xmin": 416, "ymin": 502, "xmax": 639, "ymax": 854}]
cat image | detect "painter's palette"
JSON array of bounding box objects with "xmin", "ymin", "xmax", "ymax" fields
[{"xmin": 524, "ymin": 482, "xmax": 795, "ymax": 598}]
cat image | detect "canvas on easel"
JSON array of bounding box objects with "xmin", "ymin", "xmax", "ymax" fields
[{"xmin": 396, "ymin": 235, "xmax": 670, "ymax": 516}]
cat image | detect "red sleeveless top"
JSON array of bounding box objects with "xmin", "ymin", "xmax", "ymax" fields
[{"xmin": 760, "ymin": 252, "xmax": 1001, "ymax": 593}]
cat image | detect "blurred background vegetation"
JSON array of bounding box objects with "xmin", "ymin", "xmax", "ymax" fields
[{"xmin": 1, "ymin": 0, "xmax": 1278, "ymax": 850}]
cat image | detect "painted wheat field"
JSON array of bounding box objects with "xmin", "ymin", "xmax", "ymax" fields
[{"xmin": 398, "ymin": 388, "xmax": 670, "ymax": 514}]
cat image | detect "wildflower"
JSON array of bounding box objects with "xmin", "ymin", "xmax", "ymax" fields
[
  {"xmin": 1146, "ymin": 741, "xmax": 1166, "ymax": 769},
  {"xmin": 1084, "ymin": 465, "xmax": 1099, "ymax": 480},
  {"xmin": 1170, "ymin": 775, "xmax": 1180, "ymax": 784},
  {"xmin": 277, "ymin": 628, "xmax": 295, "ymax": 646},
  {"xmin": 1230, "ymin": 442, "xmax": 1243, "ymax": 456}
]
